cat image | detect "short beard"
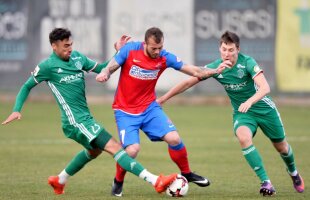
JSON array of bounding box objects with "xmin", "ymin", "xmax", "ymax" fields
[{"xmin": 146, "ymin": 49, "xmax": 158, "ymax": 59}]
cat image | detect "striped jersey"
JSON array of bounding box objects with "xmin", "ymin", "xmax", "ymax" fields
[
  {"xmin": 207, "ymin": 53, "xmax": 276, "ymax": 115},
  {"xmin": 32, "ymin": 51, "xmax": 99, "ymax": 124}
]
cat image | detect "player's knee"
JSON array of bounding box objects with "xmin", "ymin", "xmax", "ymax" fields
[
  {"xmin": 125, "ymin": 144, "xmax": 140, "ymax": 158},
  {"xmin": 236, "ymin": 127, "xmax": 252, "ymax": 147},
  {"xmin": 103, "ymin": 137, "xmax": 122, "ymax": 154},
  {"xmin": 273, "ymin": 140, "xmax": 289, "ymax": 154},
  {"xmin": 163, "ymin": 131, "xmax": 181, "ymax": 145}
]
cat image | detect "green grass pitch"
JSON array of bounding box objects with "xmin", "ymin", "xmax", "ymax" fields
[{"xmin": 0, "ymin": 102, "xmax": 309, "ymax": 200}]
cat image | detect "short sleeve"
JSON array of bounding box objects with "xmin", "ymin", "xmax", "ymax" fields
[
  {"xmin": 114, "ymin": 42, "xmax": 141, "ymax": 66},
  {"xmin": 72, "ymin": 51, "xmax": 97, "ymax": 72},
  {"xmin": 163, "ymin": 50, "xmax": 183, "ymax": 70},
  {"xmin": 245, "ymin": 57, "xmax": 263, "ymax": 79},
  {"xmin": 31, "ymin": 60, "xmax": 51, "ymax": 83}
]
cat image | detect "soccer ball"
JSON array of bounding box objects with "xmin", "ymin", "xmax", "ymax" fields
[{"xmin": 166, "ymin": 174, "xmax": 189, "ymax": 197}]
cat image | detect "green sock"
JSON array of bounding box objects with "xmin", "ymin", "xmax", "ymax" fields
[
  {"xmin": 113, "ymin": 149, "xmax": 145, "ymax": 176},
  {"xmin": 65, "ymin": 150, "xmax": 93, "ymax": 176},
  {"xmin": 280, "ymin": 145, "xmax": 296, "ymax": 173},
  {"xmin": 242, "ymin": 145, "xmax": 269, "ymax": 182}
]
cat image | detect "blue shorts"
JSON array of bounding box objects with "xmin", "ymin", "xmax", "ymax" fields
[{"xmin": 114, "ymin": 101, "xmax": 177, "ymax": 148}]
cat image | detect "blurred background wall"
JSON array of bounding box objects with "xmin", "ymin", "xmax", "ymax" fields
[{"xmin": 0, "ymin": 0, "xmax": 309, "ymax": 101}]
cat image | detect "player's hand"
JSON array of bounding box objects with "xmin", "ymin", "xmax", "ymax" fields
[
  {"xmin": 208, "ymin": 60, "xmax": 232, "ymax": 76},
  {"xmin": 2, "ymin": 112, "xmax": 22, "ymax": 125},
  {"xmin": 114, "ymin": 35, "xmax": 131, "ymax": 51},
  {"xmin": 238, "ymin": 101, "xmax": 252, "ymax": 113},
  {"xmin": 218, "ymin": 60, "xmax": 232, "ymax": 72},
  {"xmin": 96, "ymin": 70, "xmax": 110, "ymax": 82},
  {"xmin": 156, "ymin": 98, "xmax": 164, "ymax": 106}
]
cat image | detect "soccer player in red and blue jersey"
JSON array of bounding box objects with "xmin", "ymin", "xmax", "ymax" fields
[{"xmin": 96, "ymin": 27, "xmax": 226, "ymax": 196}]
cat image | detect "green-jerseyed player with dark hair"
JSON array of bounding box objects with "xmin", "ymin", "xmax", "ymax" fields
[
  {"xmin": 2, "ymin": 28, "xmax": 177, "ymax": 196},
  {"xmin": 157, "ymin": 31, "xmax": 305, "ymax": 196}
]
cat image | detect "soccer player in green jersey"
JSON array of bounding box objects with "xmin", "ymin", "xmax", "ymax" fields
[
  {"xmin": 157, "ymin": 31, "xmax": 305, "ymax": 196},
  {"xmin": 2, "ymin": 28, "xmax": 178, "ymax": 196}
]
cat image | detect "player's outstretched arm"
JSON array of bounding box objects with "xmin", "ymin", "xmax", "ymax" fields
[
  {"xmin": 2, "ymin": 77, "xmax": 37, "ymax": 125},
  {"xmin": 180, "ymin": 63, "xmax": 228, "ymax": 80},
  {"xmin": 157, "ymin": 77, "xmax": 200, "ymax": 105},
  {"xmin": 2, "ymin": 112, "xmax": 22, "ymax": 125},
  {"xmin": 96, "ymin": 58, "xmax": 121, "ymax": 82}
]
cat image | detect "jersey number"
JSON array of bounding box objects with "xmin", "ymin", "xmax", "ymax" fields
[
  {"xmin": 120, "ymin": 130, "xmax": 125, "ymax": 144},
  {"xmin": 91, "ymin": 123, "xmax": 100, "ymax": 134}
]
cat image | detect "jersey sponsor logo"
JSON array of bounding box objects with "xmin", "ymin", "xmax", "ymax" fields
[
  {"xmin": 57, "ymin": 68, "xmax": 63, "ymax": 73},
  {"xmin": 223, "ymin": 81, "xmax": 247, "ymax": 91},
  {"xmin": 59, "ymin": 72, "xmax": 83, "ymax": 83},
  {"xmin": 129, "ymin": 65, "xmax": 159, "ymax": 80}
]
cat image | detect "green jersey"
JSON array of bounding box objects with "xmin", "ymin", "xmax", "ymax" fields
[
  {"xmin": 12, "ymin": 51, "xmax": 112, "ymax": 149},
  {"xmin": 207, "ymin": 53, "xmax": 276, "ymax": 115},
  {"xmin": 31, "ymin": 51, "xmax": 103, "ymax": 124}
]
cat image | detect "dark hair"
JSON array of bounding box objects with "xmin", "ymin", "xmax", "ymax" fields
[
  {"xmin": 220, "ymin": 31, "xmax": 240, "ymax": 48},
  {"xmin": 144, "ymin": 27, "xmax": 164, "ymax": 43},
  {"xmin": 49, "ymin": 28, "xmax": 72, "ymax": 44}
]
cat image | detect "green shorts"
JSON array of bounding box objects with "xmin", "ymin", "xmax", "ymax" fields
[
  {"xmin": 62, "ymin": 118, "xmax": 112, "ymax": 150},
  {"xmin": 233, "ymin": 108, "xmax": 286, "ymax": 142}
]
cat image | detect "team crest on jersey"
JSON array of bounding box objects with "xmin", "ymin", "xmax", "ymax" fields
[
  {"xmin": 75, "ymin": 61, "xmax": 82, "ymax": 70},
  {"xmin": 129, "ymin": 65, "xmax": 159, "ymax": 80},
  {"xmin": 237, "ymin": 69, "xmax": 245, "ymax": 78}
]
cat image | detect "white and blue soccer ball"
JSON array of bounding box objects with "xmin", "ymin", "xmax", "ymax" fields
[{"xmin": 166, "ymin": 174, "xmax": 189, "ymax": 197}]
